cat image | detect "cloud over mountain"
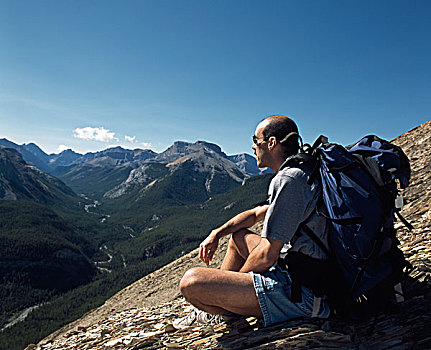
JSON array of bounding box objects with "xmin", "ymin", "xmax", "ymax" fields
[
  {"xmin": 73, "ymin": 127, "xmax": 119, "ymax": 142},
  {"xmin": 125, "ymin": 135, "xmax": 136, "ymax": 143}
]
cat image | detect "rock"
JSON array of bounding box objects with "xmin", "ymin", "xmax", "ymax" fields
[{"xmin": 24, "ymin": 345, "xmax": 37, "ymax": 350}]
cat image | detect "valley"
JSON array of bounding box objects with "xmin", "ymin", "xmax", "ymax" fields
[
  {"xmin": 1, "ymin": 303, "xmax": 45, "ymax": 332},
  {"xmin": 0, "ymin": 138, "xmax": 271, "ymax": 350}
]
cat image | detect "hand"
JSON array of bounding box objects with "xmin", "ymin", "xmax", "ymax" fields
[{"xmin": 199, "ymin": 230, "xmax": 219, "ymax": 266}]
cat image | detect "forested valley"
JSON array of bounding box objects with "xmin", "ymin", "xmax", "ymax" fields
[{"xmin": 0, "ymin": 140, "xmax": 271, "ymax": 350}]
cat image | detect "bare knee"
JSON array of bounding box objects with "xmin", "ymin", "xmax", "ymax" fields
[
  {"xmin": 228, "ymin": 229, "xmax": 247, "ymax": 251},
  {"xmin": 180, "ymin": 267, "xmax": 206, "ymax": 301},
  {"xmin": 229, "ymin": 229, "xmax": 260, "ymax": 259}
]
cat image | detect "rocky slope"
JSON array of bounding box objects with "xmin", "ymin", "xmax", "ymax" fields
[
  {"xmin": 49, "ymin": 141, "xmax": 254, "ymax": 203},
  {"xmin": 0, "ymin": 139, "xmax": 52, "ymax": 173},
  {"xmin": 0, "ymin": 146, "xmax": 76, "ymax": 204},
  {"xmin": 228, "ymin": 153, "xmax": 272, "ymax": 176},
  {"xmin": 154, "ymin": 141, "xmax": 226, "ymax": 164},
  {"xmin": 28, "ymin": 121, "xmax": 431, "ymax": 349},
  {"xmin": 104, "ymin": 142, "xmax": 247, "ymax": 202}
]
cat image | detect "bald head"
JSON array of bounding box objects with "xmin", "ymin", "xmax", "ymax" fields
[{"xmin": 259, "ymin": 115, "xmax": 300, "ymax": 157}]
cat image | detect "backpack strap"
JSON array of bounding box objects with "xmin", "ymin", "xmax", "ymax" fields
[
  {"xmin": 299, "ymin": 222, "xmax": 331, "ymax": 258},
  {"xmin": 278, "ymin": 220, "xmax": 333, "ymax": 303},
  {"xmin": 311, "ymin": 296, "xmax": 322, "ymax": 318},
  {"xmin": 395, "ymin": 211, "xmax": 414, "ymax": 231},
  {"xmin": 278, "ymin": 152, "xmax": 312, "ymax": 172}
]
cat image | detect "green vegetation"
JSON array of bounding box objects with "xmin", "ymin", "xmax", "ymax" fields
[
  {"xmin": 0, "ymin": 201, "xmax": 95, "ymax": 257},
  {"xmin": 0, "ymin": 172, "xmax": 272, "ymax": 350},
  {"xmin": 111, "ymin": 174, "xmax": 272, "ymax": 266},
  {"xmin": 104, "ymin": 160, "xmax": 247, "ymax": 221},
  {"xmin": 0, "ymin": 201, "xmax": 97, "ymax": 330},
  {"xmin": 52, "ymin": 164, "xmax": 135, "ymax": 200}
]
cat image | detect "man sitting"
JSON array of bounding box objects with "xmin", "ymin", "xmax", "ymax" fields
[{"xmin": 178, "ymin": 115, "xmax": 330, "ymax": 327}]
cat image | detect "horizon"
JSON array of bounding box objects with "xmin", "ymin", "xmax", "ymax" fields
[
  {"xmin": 2, "ymin": 118, "xmax": 427, "ymax": 158},
  {"xmin": 1, "ymin": 136, "xmax": 251, "ymax": 157},
  {"xmin": 1, "ymin": 1, "xmax": 430, "ymax": 155}
]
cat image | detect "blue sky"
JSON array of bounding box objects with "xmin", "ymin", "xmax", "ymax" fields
[{"xmin": 0, "ymin": 0, "xmax": 429, "ymax": 156}]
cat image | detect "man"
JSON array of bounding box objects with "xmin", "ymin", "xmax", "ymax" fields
[{"xmin": 178, "ymin": 115, "xmax": 330, "ymax": 327}]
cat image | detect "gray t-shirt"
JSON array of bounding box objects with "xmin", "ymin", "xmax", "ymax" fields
[{"xmin": 261, "ymin": 161, "xmax": 329, "ymax": 260}]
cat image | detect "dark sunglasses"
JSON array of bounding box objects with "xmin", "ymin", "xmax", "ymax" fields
[{"xmin": 252, "ymin": 135, "xmax": 268, "ymax": 145}]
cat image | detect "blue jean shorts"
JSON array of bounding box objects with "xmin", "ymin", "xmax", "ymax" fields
[{"xmin": 250, "ymin": 265, "xmax": 330, "ymax": 327}]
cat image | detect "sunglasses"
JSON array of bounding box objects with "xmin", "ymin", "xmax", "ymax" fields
[{"xmin": 252, "ymin": 135, "xmax": 268, "ymax": 145}]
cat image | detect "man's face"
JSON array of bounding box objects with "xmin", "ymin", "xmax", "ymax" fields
[{"xmin": 252, "ymin": 124, "xmax": 269, "ymax": 168}]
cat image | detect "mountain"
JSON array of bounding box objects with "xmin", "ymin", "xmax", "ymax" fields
[
  {"xmin": 104, "ymin": 141, "xmax": 248, "ymax": 200},
  {"xmin": 154, "ymin": 140, "xmax": 226, "ymax": 163},
  {"xmin": 0, "ymin": 139, "xmax": 82, "ymax": 172},
  {"xmin": 107, "ymin": 157, "xmax": 244, "ymax": 215},
  {"xmin": 103, "ymin": 162, "xmax": 169, "ymax": 199},
  {"xmin": 24, "ymin": 142, "xmax": 50, "ymax": 164},
  {"xmin": 52, "ymin": 141, "xmax": 252, "ymax": 202},
  {"xmin": 0, "ymin": 146, "xmax": 78, "ymax": 207},
  {"xmin": 0, "ymin": 139, "xmax": 262, "ymax": 203},
  {"xmin": 0, "ymin": 139, "xmax": 158, "ymax": 171},
  {"xmin": 0, "ymin": 138, "xmax": 18, "ymax": 149},
  {"xmin": 51, "ymin": 162, "xmax": 138, "ymax": 199},
  {"xmin": 0, "ymin": 146, "xmax": 96, "ymax": 280},
  {"xmin": 0, "ymin": 148, "xmax": 98, "ymax": 338},
  {"xmin": 0, "ymin": 137, "xmax": 271, "ymax": 350},
  {"xmin": 0, "ymin": 138, "xmax": 51, "ymax": 172},
  {"xmin": 0, "ymin": 137, "xmax": 261, "ymax": 174},
  {"xmin": 228, "ymin": 153, "xmax": 272, "ymax": 175},
  {"xmin": 49, "ymin": 147, "xmax": 158, "ymax": 199},
  {"xmin": 102, "ymin": 142, "xmax": 249, "ymax": 224},
  {"xmin": 0, "ymin": 172, "xmax": 272, "ymax": 350},
  {"xmin": 0, "ymin": 138, "xmax": 267, "ymax": 349},
  {"xmin": 67, "ymin": 146, "xmax": 157, "ymax": 167},
  {"xmin": 26, "ymin": 121, "xmax": 431, "ymax": 350},
  {"xmin": 48, "ymin": 149, "xmax": 82, "ymax": 168}
]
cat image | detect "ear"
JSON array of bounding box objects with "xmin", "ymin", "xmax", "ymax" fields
[{"xmin": 267, "ymin": 136, "xmax": 277, "ymax": 150}]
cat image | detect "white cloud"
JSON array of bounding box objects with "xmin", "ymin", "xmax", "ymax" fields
[
  {"xmin": 125, "ymin": 135, "xmax": 152, "ymax": 148},
  {"xmin": 73, "ymin": 127, "xmax": 119, "ymax": 142},
  {"xmin": 56, "ymin": 145, "xmax": 70, "ymax": 153}
]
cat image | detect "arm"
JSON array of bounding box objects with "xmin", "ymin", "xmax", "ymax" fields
[
  {"xmin": 239, "ymin": 237, "xmax": 283, "ymax": 273},
  {"xmin": 200, "ymin": 205, "xmax": 268, "ymax": 266}
]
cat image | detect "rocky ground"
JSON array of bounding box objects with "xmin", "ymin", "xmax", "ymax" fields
[{"xmin": 27, "ymin": 121, "xmax": 431, "ymax": 349}]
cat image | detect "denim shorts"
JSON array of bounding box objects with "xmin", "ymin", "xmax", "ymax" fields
[{"xmin": 251, "ymin": 265, "xmax": 330, "ymax": 327}]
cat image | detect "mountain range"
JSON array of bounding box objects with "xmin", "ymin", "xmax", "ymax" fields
[
  {"xmin": 0, "ymin": 137, "xmax": 270, "ymax": 246},
  {"xmin": 0, "ymin": 138, "xmax": 269, "ymax": 201},
  {"xmin": 0, "ymin": 138, "xmax": 265, "ymax": 175},
  {"xmin": 0, "ymin": 136, "xmax": 273, "ymax": 350},
  {"xmin": 0, "ymin": 146, "xmax": 77, "ymax": 205},
  {"xmin": 0, "ymin": 146, "xmax": 97, "ymax": 311}
]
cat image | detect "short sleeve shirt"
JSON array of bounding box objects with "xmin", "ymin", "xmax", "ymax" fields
[{"xmin": 261, "ymin": 160, "xmax": 329, "ymax": 260}]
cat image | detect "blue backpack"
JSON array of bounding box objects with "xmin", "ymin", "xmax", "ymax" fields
[{"xmin": 281, "ymin": 135, "xmax": 412, "ymax": 320}]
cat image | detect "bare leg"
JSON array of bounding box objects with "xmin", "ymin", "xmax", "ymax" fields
[
  {"xmin": 179, "ymin": 229, "xmax": 263, "ymax": 319},
  {"xmin": 220, "ymin": 229, "xmax": 262, "ymax": 271},
  {"xmin": 180, "ymin": 267, "xmax": 263, "ymax": 318}
]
